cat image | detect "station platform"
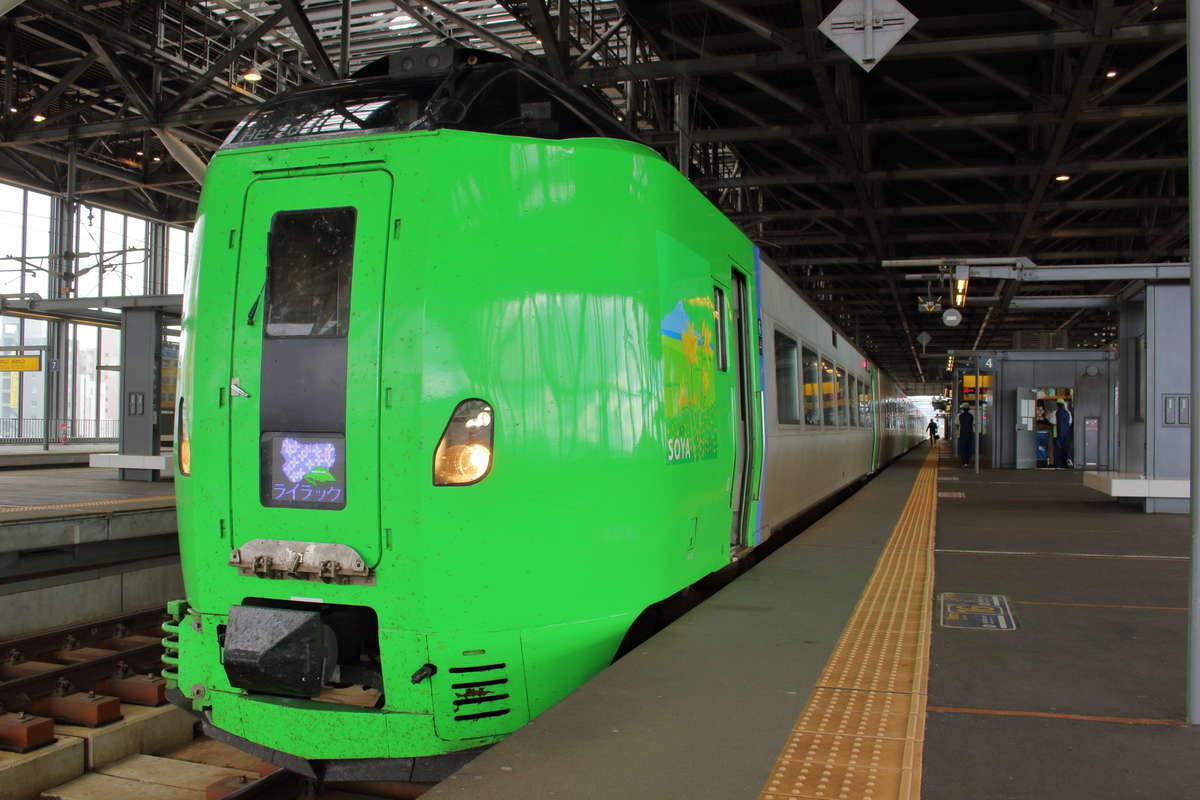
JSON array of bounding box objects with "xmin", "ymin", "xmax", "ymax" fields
[
  {"xmin": 0, "ymin": 444, "xmax": 117, "ymax": 469},
  {"xmin": 424, "ymin": 445, "xmax": 1200, "ymax": 800},
  {"xmin": 0, "ymin": 465, "xmax": 174, "ymax": 520},
  {"xmin": 0, "ymin": 466, "xmax": 179, "ymax": 639}
]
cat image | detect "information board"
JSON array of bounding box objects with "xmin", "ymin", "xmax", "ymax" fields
[{"xmin": 0, "ymin": 356, "xmax": 41, "ymax": 372}]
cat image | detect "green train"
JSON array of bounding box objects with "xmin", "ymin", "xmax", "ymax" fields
[{"xmin": 164, "ymin": 47, "xmax": 923, "ymax": 781}]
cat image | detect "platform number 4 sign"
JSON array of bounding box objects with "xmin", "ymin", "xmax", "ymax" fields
[{"xmin": 818, "ymin": 0, "xmax": 918, "ymax": 73}]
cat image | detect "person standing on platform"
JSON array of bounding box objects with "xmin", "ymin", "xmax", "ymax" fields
[
  {"xmin": 957, "ymin": 404, "xmax": 975, "ymax": 468},
  {"xmin": 926, "ymin": 418, "xmax": 938, "ymax": 445},
  {"xmin": 1054, "ymin": 399, "xmax": 1073, "ymax": 469}
]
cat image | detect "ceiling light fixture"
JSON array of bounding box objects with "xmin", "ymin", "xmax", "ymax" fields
[
  {"xmin": 242, "ymin": 66, "xmax": 263, "ymax": 82},
  {"xmin": 1105, "ymin": 69, "xmax": 1118, "ymax": 78},
  {"xmin": 32, "ymin": 114, "xmax": 46, "ymax": 122},
  {"xmin": 1055, "ymin": 174, "xmax": 1070, "ymax": 182},
  {"xmin": 953, "ymin": 278, "xmax": 969, "ymax": 307}
]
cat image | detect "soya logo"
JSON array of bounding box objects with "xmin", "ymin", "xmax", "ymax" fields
[
  {"xmin": 660, "ymin": 297, "xmax": 718, "ymax": 464},
  {"xmin": 280, "ymin": 438, "xmax": 338, "ymax": 485}
]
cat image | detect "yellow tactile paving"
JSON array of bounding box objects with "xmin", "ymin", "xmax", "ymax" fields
[
  {"xmin": 759, "ymin": 447, "xmax": 938, "ymax": 800},
  {"xmin": 0, "ymin": 495, "xmax": 174, "ymax": 513}
]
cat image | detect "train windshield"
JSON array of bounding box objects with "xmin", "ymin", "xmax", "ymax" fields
[
  {"xmin": 222, "ymin": 63, "xmax": 630, "ymax": 150},
  {"xmin": 224, "ymin": 88, "xmax": 421, "ymax": 149}
]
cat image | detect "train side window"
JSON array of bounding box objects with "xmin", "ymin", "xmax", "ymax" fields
[
  {"xmin": 774, "ymin": 331, "xmax": 801, "ymax": 425},
  {"xmin": 849, "ymin": 377, "xmax": 860, "ymax": 427},
  {"xmin": 860, "ymin": 380, "xmax": 871, "ymax": 427},
  {"xmin": 802, "ymin": 346, "xmax": 820, "ymax": 425},
  {"xmin": 713, "ymin": 287, "xmax": 728, "ymax": 372},
  {"xmin": 265, "ymin": 207, "xmax": 356, "ymax": 338},
  {"xmin": 821, "ymin": 358, "xmax": 837, "ymax": 427},
  {"xmin": 835, "ymin": 365, "xmax": 849, "ymax": 427}
]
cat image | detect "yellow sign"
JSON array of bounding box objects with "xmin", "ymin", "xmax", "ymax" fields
[{"xmin": 0, "ymin": 356, "xmax": 41, "ymax": 372}]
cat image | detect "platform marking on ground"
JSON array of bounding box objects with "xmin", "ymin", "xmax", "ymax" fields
[
  {"xmin": 935, "ymin": 548, "xmax": 1187, "ymax": 561},
  {"xmin": 938, "ymin": 593, "xmax": 1016, "ymax": 630},
  {"xmin": 936, "ymin": 491, "xmax": 964, "ymax": 499},
  {"xmin": 1011, "ymin": 600, "xmax": 1187, "ymax": 612},
  {"xmin": 0, "ymin": 495, "xmax": 174, "ymax": 513},
  {"xmin": 759, "ymin": 447, "xmax": 937, "ymax": 800},
  {"xmin": 926, "ymin": 706, "xmax": 1186, "ymax": 727}
]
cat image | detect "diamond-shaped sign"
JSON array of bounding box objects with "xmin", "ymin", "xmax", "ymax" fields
[{"xmin": 819, "ymin": 0, "xmax": 918, "ymax": 73}]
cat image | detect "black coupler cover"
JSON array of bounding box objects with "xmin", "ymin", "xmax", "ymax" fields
[{"xmin": 224, "ymin": 605, "xmax": 327, "ymax": 697}]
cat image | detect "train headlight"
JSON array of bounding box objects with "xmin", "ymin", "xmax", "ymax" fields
[
  {"xmin": 433, "ymin": 399, "xmax": 494, "ymax": 485},
  {"xmin": 178, "ymin": 396, "xmax": 191, "ymax": 476}
]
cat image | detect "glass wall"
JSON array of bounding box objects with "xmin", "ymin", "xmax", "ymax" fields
[
  {"xmin": 0, "ymin": 183, "xmax": 52, "ymax": 440},
  {"xmin": 0, "ymin": 179, "xmax": 192, "ymax": 442}
]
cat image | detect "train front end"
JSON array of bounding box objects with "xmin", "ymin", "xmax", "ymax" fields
[{"xmin": 165, "ymin": 47, "xmax": 751, "ymax": 778}]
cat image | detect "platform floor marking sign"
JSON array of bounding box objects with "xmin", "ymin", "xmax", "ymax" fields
[
  {"xmin": 939, "ymin": 593, "xmax": 1017, "ymax": 630},
  {"xmin": 938, "ymin": 490, "xmax": 965, "ymax": 498}
]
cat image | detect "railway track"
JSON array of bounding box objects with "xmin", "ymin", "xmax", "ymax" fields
[
  {"xmin": 0, "ymin": 608, "xmax": 166, "ymax": 751},
  {"xmin": 0, "ymin": 610, "xmax": 433, "ymax": 799}
]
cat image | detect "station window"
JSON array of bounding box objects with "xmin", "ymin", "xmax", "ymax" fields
[
  {"xmin": 774, "ymin": 331, "xmax": 800, "ymax": 425},
  {"xmin": 266, "ymin": 207, "xmax": 355, "ymax": 338},
  {"xmin": 821, "ymin": 358, "xmax": 837, "ymax": 427},
  {"xmin": 802, "ymin": 346, "xmax": 820, "ymax": 425},
  {"xmin": 836, "ymin": 365, "xmax": 849, "ymax": 427}
]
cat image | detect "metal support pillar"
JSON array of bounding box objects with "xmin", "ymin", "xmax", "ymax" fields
[
  {"xmin": 145, "ymin": 222, "xmax": 169, "ymax": 294},
  {"xmin": 117, "ymin": 308, "xmax": 162, "ymax": 481},
  {"xmin": 675, "ymin": 76, "xmax": 693, "ymax": 177},
  {"xmin": 45, "ymin": 175, "xmax": 74, "ymax": 448},
  {"xmin": 339, "ymin": 0, "xmax": 351, "ymax": 77},
  {"xmin": 1186, "ymin": 0, "xmax": 1200, "ymax": 727}
]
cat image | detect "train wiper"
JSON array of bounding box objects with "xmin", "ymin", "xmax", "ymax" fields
[{"xmin": 246, "ymin": 280, "xmax": 267, "ymax": 326}]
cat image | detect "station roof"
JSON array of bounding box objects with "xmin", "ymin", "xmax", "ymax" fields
[{"xmin": 0, "ymin": 0, "xmax": 1186, "ymax": 380}]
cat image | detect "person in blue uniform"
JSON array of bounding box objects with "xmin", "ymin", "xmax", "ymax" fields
[
  {"xmin": 1054, "ymin": 399, "xmax": 1072, "ymax": 469},
  {"xmin": 957, "ymin": 404, "xmax": 974, "ymax": 468}
]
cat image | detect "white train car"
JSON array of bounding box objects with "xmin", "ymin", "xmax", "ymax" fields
[{"xmin": 754, "ymin": 255, "xmax": 923, "ymax": 542}]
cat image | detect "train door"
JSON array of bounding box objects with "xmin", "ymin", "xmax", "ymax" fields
[
  {"xmin": 1014, "ymin": 387, "xmax": 1038, "ymax": 469},
  {"xmin": 226, "ymin": 170, "xmax": 393, "ymax": 573},
  {"xmin": 728, "ymin": 270, "xmax": 756, "ymax": 548}
]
